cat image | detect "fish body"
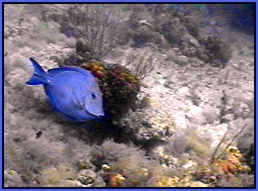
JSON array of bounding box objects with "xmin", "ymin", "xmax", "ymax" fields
[{"xmin": 26, "ymin": 58, "xmax": 104, "ymax": 122}]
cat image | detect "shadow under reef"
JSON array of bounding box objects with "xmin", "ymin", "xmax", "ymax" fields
[{"xmin": 57, "ymin": 117, "xmax": 167, "ymax": 153}]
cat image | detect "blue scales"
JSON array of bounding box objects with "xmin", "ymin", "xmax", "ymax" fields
[{"xmin": 26, "ymin": 58, "xmax": 104, "ymax": 122}]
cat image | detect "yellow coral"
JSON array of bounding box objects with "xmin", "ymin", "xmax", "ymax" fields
[
  {"xmin": 107, "ymin": 173, "xmax": 125, "ymax": 187},
  {"xmin": 102, "ymin": 164, "xmax": 112, "ymax": 172},
  {"xmin": 183, "ymin": 181, "xmax": 210, "ymax": 187},
  {"xmin": 212, "ymin": 146, "xmax": 248, "ymax": 175},
  {"xmin": 77, "ymin": 160, "xmax": 92, "ymax": 170},
  {"xmin": 227, "ymin": 146, "xmax": 242, "ymax": 160},
  {"xmin": 149, "ymin": 97, "xmax": 161, "ymax": 108},
  {"xmin": 187, "ymin": 131, "xmax": 211, "ymax": 157},
  {"xmin": 133, "ymin": 168, "xmax": 149, "ymax": 178},
  {"xmin": 39, "ymin": 163, "xmax": 76, "ymax": 185},
  {"xmin": 149, "ymin": 115, "xmax": 176, "ymax": 135},
  {"xmin": 151, "ymin": 176, "xmax": 180, "ymax": 187}
]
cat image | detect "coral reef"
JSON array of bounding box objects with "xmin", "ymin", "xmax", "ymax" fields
[
  {"xmin": 4, "ymin": 4, "xmax": 254, "ymax": 188},
  {"xmin": 81, "ymin": 60, "xmax": 141, "ymax": 119}
]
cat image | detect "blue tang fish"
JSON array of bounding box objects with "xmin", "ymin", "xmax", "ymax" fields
[{"xmin": 26, "ymin": 58, "xmax": 105, "ymax": 122}]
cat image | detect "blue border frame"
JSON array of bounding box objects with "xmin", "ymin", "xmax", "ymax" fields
[
  {"xmin": 1, "ymin": 1, "xmax": 256, "ymax": 190},
  {"xmin": 0, "ymin": 0, "xmax": 258, "ymax": 2},
  {"xmin": 0, "ymin": 1, "xmax": 2, "ymax": 191}
]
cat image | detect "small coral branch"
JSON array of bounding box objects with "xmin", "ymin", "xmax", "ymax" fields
[
  {"xmin": 210, "ymin": 127, "xmax": 229, "ymax": 164},
  {"xmin": 62, "ymin": 5, "xmax": 121, "ymax": 60},
  {"xmin": 210, "ymin": 122, "xmax": 246, "ymax": 165},
  {"xmin": 126, "ymin": 50, "xmax": 156, "ymax": 80}
]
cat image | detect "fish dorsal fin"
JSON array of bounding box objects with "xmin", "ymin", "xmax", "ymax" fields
[{"xmin": 48, "ymin": 67, "xmax": 92, "ymax": 77}]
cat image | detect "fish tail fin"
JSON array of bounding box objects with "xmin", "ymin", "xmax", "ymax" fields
[{"xmin": 26, "ymin": 58, "xmax": 48, "ymax": 85}]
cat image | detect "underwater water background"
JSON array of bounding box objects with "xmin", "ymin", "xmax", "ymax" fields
[
  {"xmin": 62, "ymin": 4, "xmax": 255, "ymax": 40},
  {"xmin": 164, "ymin": 4, "xmax": 255, "ymax": 34}
]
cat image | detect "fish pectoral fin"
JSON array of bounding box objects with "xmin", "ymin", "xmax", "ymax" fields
[
  {"xmin": 72, "ymin": 97, "xmax": 85, "ymax": 110},
  {"xmin": 71, "ymin": 90, "xmax": 86, "ymax": 110}
]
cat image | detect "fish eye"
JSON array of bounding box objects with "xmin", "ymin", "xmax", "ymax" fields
[{"xmin": 91, "ymin": 93, "xmax": 96, "ymax": 99}]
